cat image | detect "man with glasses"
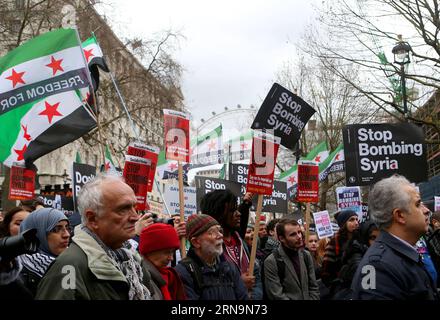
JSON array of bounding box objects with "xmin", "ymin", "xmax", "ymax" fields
[
  {"xmin": 36, "ymin": 174, "xmax": 158, "ymax": 300},
  {"xmin": 351, "ymin": 174, "xmax": 438, "ymax": 300},
  {"xmin": 175, "ymin": 214, "xmax": 248, "ymax": 300}
]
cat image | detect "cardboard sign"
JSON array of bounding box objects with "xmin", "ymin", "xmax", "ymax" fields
[
  {"xmin": 336, "ymin": 186, "xmax": 363, "ymax": 221},
  {"xmin": 246, "ymin": 132, "xmax": 281, "ymax": 195},
  {"xmin": 229, "ymin": 163, "xmax": 288, "ymax": 213},
  {"xmin": 312, "ymin": 210, "xmax": 334, "ymax": 239},
  {"xmin": 163, "ymin": 109, "xmax": 190, "ymax": 162},
  {"xmin": 251, "ymin": 83, "xmax": 316, "ymax": 149},
  {"xmin": 72, "ymin": 162, "xmax": 96, "ymax": 212},
  {"xmin": 164, "ymin": 184, "xmax": 197, "ymax": 217},
  {"xmin": 123, "ymin": 155, "xmax": 151, "ymax": 211},
  {"xmin": 343, "ymin": 123, "xmax": 427, "ymax": 186},
  {"xmin": 297, "ymin": 160, "xmax": 319, "ymax": 203},
  {"xmin": 127, "ymin": 141, "xmax": 159, "ymax": 192},
  {"xmin": 9, "ymin": 165, "xmax": 35, "ymax": 200}
]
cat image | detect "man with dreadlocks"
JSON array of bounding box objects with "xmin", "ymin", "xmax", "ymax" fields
[{"xmin": 200, "ymin": 189, "xmax": 263, "ymax": 299}]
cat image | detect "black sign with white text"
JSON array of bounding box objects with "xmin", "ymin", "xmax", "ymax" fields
[
  {"xmin": 251, "ymin": 83, "xmax": 316, "ymax": 150},
  {"xmin": 343, "ymin": 123, "xmax": 427, "ymax": 186},
  {"xmin": 72, "ymin": 162, "xmax": 96, "ymax": 212}
]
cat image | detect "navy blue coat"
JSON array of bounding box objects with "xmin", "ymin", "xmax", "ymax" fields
[
  {"xmin": 351, "ymin": 231, "xmax": 438, "ymax": 300},
  {"xmin": 175, "ymin": 248, "xmax": 248, "ymax": 300}
]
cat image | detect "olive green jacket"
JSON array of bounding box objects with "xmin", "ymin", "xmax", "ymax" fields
[{"xmin": 35, "ymin": 226, "xmax": 161, "ymax": 300}]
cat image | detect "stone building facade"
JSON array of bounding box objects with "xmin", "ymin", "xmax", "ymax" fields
[{"xmin": 0, "ymin": 0, "xmax": 185, "ymax": 207}]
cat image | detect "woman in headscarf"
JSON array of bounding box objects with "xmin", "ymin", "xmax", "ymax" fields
[{"xmin": 19, "ymin": 208, "xmax": 70, "ymax": 296}]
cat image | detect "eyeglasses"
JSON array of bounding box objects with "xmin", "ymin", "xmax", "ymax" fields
[
  {"xmin": 206, "ymin": 226, "xmax": 223, "ymax": 237},
  {"xmin": 49, "ymin": 225, "xmax": 71, "ymax": 234}
]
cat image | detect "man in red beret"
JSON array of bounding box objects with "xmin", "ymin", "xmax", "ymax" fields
[{"xmin": 139, "ymin": 223, "xmax": 186, "ymax": 300}]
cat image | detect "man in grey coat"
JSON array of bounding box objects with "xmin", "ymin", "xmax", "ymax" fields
[{"xmin": 263, "ymin": 218, "xmax": 320, "ymax": 300}]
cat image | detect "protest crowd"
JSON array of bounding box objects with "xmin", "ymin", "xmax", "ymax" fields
[{"xmin": 0, "ymin": 25, "xmax": 439, "ymax": 303}]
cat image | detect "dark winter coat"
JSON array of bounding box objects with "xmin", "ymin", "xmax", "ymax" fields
[
  {"xmin": 351, "ymin": 231, "xmax": 438, "ymax": 300},
  {"xmin": 175, "ymin": 247, "xmax": 248, "ymax": 300}
]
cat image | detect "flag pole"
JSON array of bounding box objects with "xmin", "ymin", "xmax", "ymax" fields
[
  {"xmin": 178, "ymin": 160, "xmax": 187, "ymax": 258},
  {"xmin": 249, "ymin": 194, "xmax": 263, "ymax": 277},
  {"xmin": 92, "ymin": 34, "xmax": 172, "ymax": 217},
  {"xmin": 74, "ymin": 27, "xmax": 106, "ymax": 166}
]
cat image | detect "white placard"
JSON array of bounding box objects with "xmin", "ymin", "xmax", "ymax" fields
[
  {"xmin": 312, "ymin": 210, "xmax": 334, "ymax": 239},
  {"xmin": 435, "ymin": 196, "xmax": 440, "ymax": 212},
  {"xmin": 164, "ymin": 184, "xmax": 197, "ymax": 217}
]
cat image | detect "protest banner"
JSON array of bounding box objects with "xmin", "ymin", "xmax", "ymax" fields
[
  {"xmin": 163, "ymin": 109, "xmax": 190, "ymax": 162},
  {"xmin": 127, "ymin": 141, "xmax": 160, "ymax": 192},
  {"xmin": 343, "ymin": 123, "xmax": 427, "ymax": 186},
  {"xmin": 435, "ymin": 196, "xmax": 440, "ymax": 212},
  {"xmin": 251, "ymin": 83, "xmax": 316, "ymax": 149},
  {"xmin": 39, "ymin": 194, "xmax": 74, "ymax": 216},
  {"xmin": 246, "ymin": 131, "xmax": 281, "ymax": 195},
  {"xmin": 229, "ymin": 163, "xmax": 287, "ymax": 213},
  {"xmin": 297, "ymin": 160, "xmax": 319, "ymax": 242},
  {"xmin": 297, "ymin": 160, "xmax": 319, "ymax": 203},
  {"xmin": 194, "ymin": 176, "xmax": 242, "ymax": 210},
  {"xmin": 336, "ymin": 186, "xmax": 363, "ymax": 221},
  {"xmin": 123, "ymin": 155, "xmax": 150, "ymax": 211},
  {"xmin": 72, "ymin": 162, "xmax": 96, "ymax": 212},
  {"xmin": 8, "ymin": 165, "xmax": 35, "ymax": 200},
  {"xmin": 164, "ymin": 185, "xmax": 197, "ymax": 217},
  {"xmin": 312, "ymin": 210, "xmax": 334, "ymax": 239}
]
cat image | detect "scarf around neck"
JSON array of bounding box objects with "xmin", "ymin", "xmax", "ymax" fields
[{"xmin": 81, "ymin": 225, "xmax": 151, "ymax": 300}]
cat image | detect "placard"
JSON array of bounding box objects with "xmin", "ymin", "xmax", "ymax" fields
[
  {"xmin": 9, "ymin": 165, "xmax": 35, "ymax": 200},
  {"xmin": 297, "ymin": 160, "xmax": 319, "ymax": 203},
  {"xmin": 246, "ymin": 131, "xmax": 280, "ymax": 195},
  {"xmin": 343, "ymin": 123, "xmax": 427, "ymax": 186},
  {"xmin": 164, "ymin": 185, "xmax": 197, "ymax": 217},
  {"xmin": 312, "ymin": 210, "xmax": 334, "ymax": 239},
  {"xmin": 127, "ymin": 141, "xmax": 159, "ymax": 192},
  {"xmin": 123, "ymin": 155, "xmax": 151, "ymax": 211},
  {"xmin": 163, "ymin": 109, "xmax": 190, "ymax": 162},
  {"xmin": 336, "ymin": 186, "xmax": 363, "ymax": 221},
  {"xmin": 251, "ymin": 83, "xmax": 316, "ymax": 149}
]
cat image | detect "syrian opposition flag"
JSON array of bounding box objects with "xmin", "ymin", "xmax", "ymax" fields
[
  {"xmin": 306, "ymin": 141, "xmax": 329, "ymax": 164},
  {"xmin": 279, "ymin": 164, "xmax": 298, "ymax": 200},
  {"xmin": 0, "ymin": 28, "xmax": 96, "ymax": 168},
  {"xmin": 191, "ymin": 124, "xmax": 223, "ymax": 165},
  {"xmin": 226, "ymin": 130, "xmax": 253, "ymax": 162},
  {"xmin": 81, "ymin": 34, "xmax": 109, "ymax": 92},
  {"xmin": 156, "ymin": 150, "xmax": 189, "ymax": 182},
  {"xmin": 104, "ymin": 145, "xmax": 117, "ymax": 173},
  {"xmin": 319, "ymin": 143, "xmax": 345, "ymax": 181}
]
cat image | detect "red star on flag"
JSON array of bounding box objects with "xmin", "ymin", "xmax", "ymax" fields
[
  {"xmin": 240, "ymin": 142, "xmax": 248, "ymax": 150},
  {"xmin": 46, "ymin": 56, "xmax": 64, "ymax": 75},
  {"xmin": 14, "ymin": 144, "xmax": 27, "ymax": 161},
  {"xmin": 21, "ymin": 124, "xmax": 31, "ymax": 141},
  {"xmin": 207, "ymin": 140, "xmax": 217, "ymax": 151},
  {"xmin": 39, "ymin": 101, "xmax": 63, "ymax": 124},
  {"xmin": 169, "ymin": 162, "xmax": 178, "ymax": 171},
  {"xmin": 288, "ymin": 176, "xmax": 296, "ymax": 184},
  {"xmin": 335, "ymin": 154, "xmax": 340, "ymax": 161},
  {"xmin": 315, "ymin": 155, "xmax": 321, "ymax": 162},
  {"xmin": 104, "ymin": 161, "xmax": 111, "ymax": 171},
  {"xmin": 84, "ymin": 48, "xmax": 94, "ymax": 62},
  {"xmin": 6, "ymin": 68, "xmax": 26, "ymax": 88}
]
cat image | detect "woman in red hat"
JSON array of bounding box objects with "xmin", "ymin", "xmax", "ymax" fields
[{"xmin": 139, "ymin": 223, "xmax": 186, "ymax": 300}]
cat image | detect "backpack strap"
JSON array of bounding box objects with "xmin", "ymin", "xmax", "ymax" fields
[
  {"xmin": 273, "ymin": 250, "xmax": 286, "ymax": 283},
  {"xmin": 180, "ymin": 257, "xmax": 204, "ymax": 296}
]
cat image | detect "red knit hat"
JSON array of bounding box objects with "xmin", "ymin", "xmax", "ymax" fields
[{"xmin": 139, "ymin": 223, "xmax": 180, "ymax": 255}]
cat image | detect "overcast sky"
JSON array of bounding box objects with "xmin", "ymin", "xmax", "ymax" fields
[{"xmin": 97, "ymin": 0, "xmax": 319, "ymax": 129}]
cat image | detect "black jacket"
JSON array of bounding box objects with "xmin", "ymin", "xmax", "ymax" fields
[{"xmin": 351, "ymin": 231, "xmax": 438, "ymax": 300}]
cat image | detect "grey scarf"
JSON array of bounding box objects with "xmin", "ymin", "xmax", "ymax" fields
[{"xmin": 81, "ymin": 225, "xmax": 151, "ymax": 300}]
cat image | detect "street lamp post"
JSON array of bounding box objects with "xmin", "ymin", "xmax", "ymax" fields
[{"xmin": 392, "ymin": 35, "xmax": 411, "ymax": 119}]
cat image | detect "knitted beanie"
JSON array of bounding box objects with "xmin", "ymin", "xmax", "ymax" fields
[
  {"xmin": 186, "ymin": 214, "xmax": 219, "ymax": 239},
  {"xmin": 335, "ymin": 210, "xmax": 358, "ymax": 228},
  {"xmin": 139, "ymin": 223, "xmax": 179, "ymax": 255}
]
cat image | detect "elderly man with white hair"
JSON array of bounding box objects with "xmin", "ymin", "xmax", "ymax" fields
[
  {"xmin": 351, "ymin": 174, "xmax": 438, "ymax": 300},
  {"xmin": 36, "ymin": 174, "xmax": 161, "ymax": 300}
]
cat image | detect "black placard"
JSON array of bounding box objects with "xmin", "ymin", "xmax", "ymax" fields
[
  {"xmin": 251, "ymin": 83, "xmax": 316, "ymax": 149},
  {"xmin": 72, "ymin": 162, "xmax": 96, "ymax": 212},
  {"xmin": 343, "ymin": 123, "xmax": 427, "ymax": 186}
]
